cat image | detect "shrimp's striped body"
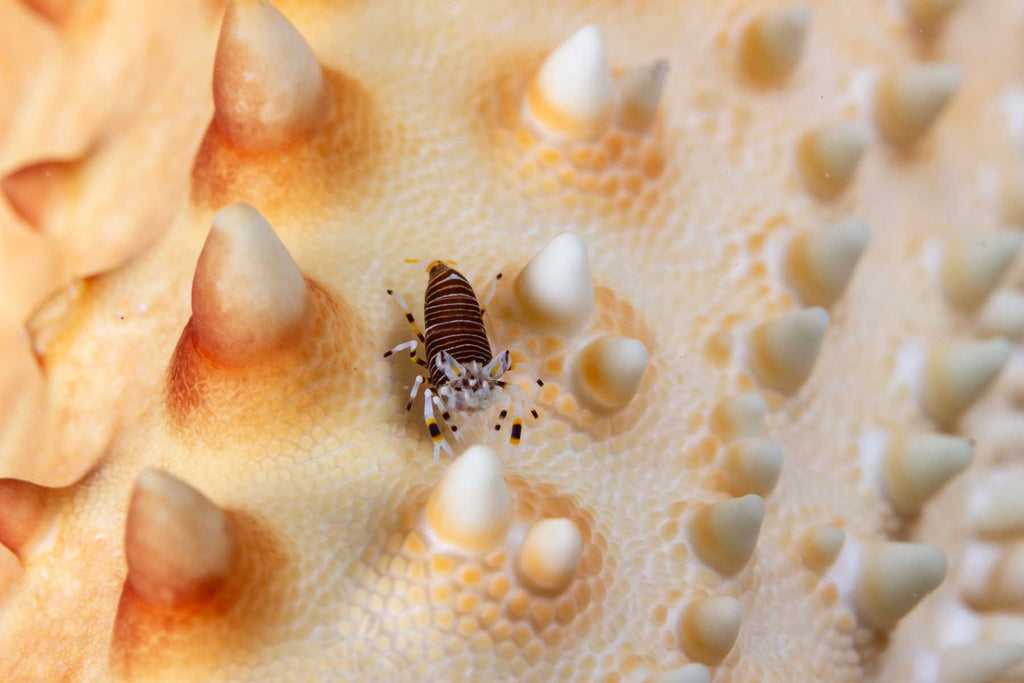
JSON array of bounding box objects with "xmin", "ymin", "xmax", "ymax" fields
[{"xmin": 384, "ymin": 261, "xmax": 531, "ymax": 459}]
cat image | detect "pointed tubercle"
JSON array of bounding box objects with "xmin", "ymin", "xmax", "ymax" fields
[
  {"xmin": 426, "ymin": 444, "xmax": 512, "ymax": 553},
  {"xmin": 978, "ymin": 290, "xmax": 1024, "ymax": 339},
  {"xmin": 749, "ymin": 307, "xmax": 829, "ymax": 394},
  {"xmin": 191, "ymin": 202, "xmax": 309, "ymax": 367},
  {"xmin": 785, "ymin": 218, "xmax": 870, "ymax": 307},
  {"xmin": 740, "ymin": 5, "xmax": 811, "ymax": 82},
  {"xmin": 875, "ymin": 64, "xmax": 961, "ymax": 148},
  {"xmin": 921, "ymin": 338, "xmax": 1011, "ymax": 428},
  {"xmin": 524, "ymin": 25, "xmax": 615, "ymax": 141},
  {"xmin": 691, "ymin": 494, "xmax": 765, "ymax": 575},
  {"xmin": 882, "ymin": 433, "xmax": 972, "ymax": 516},
  {"xmin": 797, "ymin": 123, "xmax": 871, "ymax": 199},
  {"xmin": 722, "ymin": 438, "xmax": 784, "ymax": 497},
  {"xmin": 213, "ymin": 0, "xmax": 332, "ymax": 150},
  {"xmin": 574, "ymin": 335, "xmax": 648, "ymax": 411},
  {"xmin": 125, "ymin": 468, "xmax": 235, "ymax": 608},
  {"xmin": 516, "ymin": 518, "xmax": 583, "ymax": 594},
  {"xmin": 678, "ymin": 596, "xmax": 743, "ymax": 665},
  {"xmin": 856, "ymin": 541, "xmax": 947, "ymax": 630},
  {"xmin": 514, "ymin": 232, "xmax": 595, "ymax": 334},
  {"xmin": 941, "ymin": 230, "xmax": 1022, "ymax": 311}
]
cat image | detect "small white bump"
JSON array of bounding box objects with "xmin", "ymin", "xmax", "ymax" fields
[
  {"xmin": 524, "ymin": 25, "xmax": 615, "ymax": 141},
  {"xmin": 749, "ymin": 308, "xmax": 829, "ymax": 394},
  {"xmin": 425, "ymin": 444, "xmax": 512, "ymax": 553},
  {"xmin": 574, "ymin": 335, "xmax": 648, "ymax": 411},
  {"xmin": 785, "ymin": 219, "xmax": 870, "ymax": 307},
  {"xmin": 941, "ymin": 230, "xmax": 1023, "ymax": 311},
  {"xmin": 800, "ymin": 525, "xmax": 845, "ymax": 572},
  {"xmin": 856, "ymin": 541, "xmax": 947, "ymax": 630},
  {"xmin": 797, "ymin": 123, "xmax": 871, "ymax": 199},
  {"xmin": 722, "ymin": 438, "xmax": 784, "ymax": 497},
  {"xmin": 875, "ymin": 63, "xmax": 961, "ymax": 148},
  {"xmin": 921, "ymin": 338, "xmax": 1011, "ymax": 428},
  {"xmin": 678, "ymin": 596, "xmax": 743, "ymax": 665},
  {"xmin": 691, "ymin": 495, "xmax": 765, "ymax": 575},
  {"xmin": 740, "ymin": 5, "xmax": 811, "ymax": 82},
  {"xmin": 514, "ymin": 233, "xmax": 595, "ymax": 334},
  {"xmin": 710, "ymin": 393, "xmax": 767, "ymax": 441},
  {"xmin": 516, "ymin": 518, "xmax": 583, "ymax": 594},
  {"xmin": 881, "ymin": 433, "xmax": 972, "ymax": 516}
]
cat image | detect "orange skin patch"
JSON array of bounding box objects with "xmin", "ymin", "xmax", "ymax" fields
[
  {"xmin": 166, "ymin": 278, "xmax": 370, "ymax": 446},
  {"xmin": 192, "ymin": 70, "xmax": 382, "ymax": 216},
  {"xmin": 110, "ymin": 510, "xmax": 293, "ymax": 678}
]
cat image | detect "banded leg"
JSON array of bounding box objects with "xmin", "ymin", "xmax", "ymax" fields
[
  {"xmin": 383, "ymin": 339, "xmax": 427, "ymax": 367},
  {"xmin": 423, "ymin": 387, "xmax": 454, "ymax": 461},
  {"xmin": 386, "ymin": 288, "xmax": 425, "ymax": 342},
  {"xmin": 479, "ymin": 272, "xmax": 503, "ymax": 316},
  {"xmin": 405, "ymin": 374, "xmax": 424, "ymax": 411},
  {"xmin": 430, "ymin": 393, "xmax": 461, "ymax": 441}
]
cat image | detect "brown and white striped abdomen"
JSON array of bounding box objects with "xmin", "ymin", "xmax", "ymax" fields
[{"xmin": 423, "ymin": 262, "xmax": 492, "ymax": 387}]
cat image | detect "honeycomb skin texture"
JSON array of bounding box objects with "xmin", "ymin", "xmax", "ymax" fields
[{"xmin": 0, "ymin": 0, "xmax": 1023, "ymax": 681}]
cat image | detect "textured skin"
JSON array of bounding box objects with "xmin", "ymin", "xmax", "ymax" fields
[{"xmin": 1, "ymin": 0, "xmax": 1023, "ymax": 681}]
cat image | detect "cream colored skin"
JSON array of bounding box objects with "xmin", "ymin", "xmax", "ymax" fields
[{"xmin": 0, "ymin": 0, "xmax": 1023, "ymax": 681}]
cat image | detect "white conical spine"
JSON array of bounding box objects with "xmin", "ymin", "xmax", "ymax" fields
[
  {"xmin": 125, "ymin": 468, "xmax": 235, "ymax": 608},
  {"xmin": 516, "ymin": 518, "xmax": 583, "ymax": 594},
  {"xmin": 191, "ymin": 202, "xmax": 309, "ymax": 367},
  {"xmin": 785, "ymin": 219, "xmax": 870, "ymax": 307},
  {"xmin": 213, "ymin": 0, "xmax": 331, "ymax": 150},
  {"xmin": 740, "ymin": 5, "xmax": 811, "ymax": 82},
  {"xmin": 921, "ymin": 338, "xmax": 1011, "ymax": 427},
  {"xmin": 749, "ymin": 308, "xmax": 829, "ymax": 394},
  {"xmin": 856, "ymin": 541, "xmax": 947, "ymax": 630},
  {"xmin": 691, "ymin": 495, "xmax": 765, "ymax": 575},
  {"xmin": 514, "ymin": 233, "xmax": 596, "ymax": 334},
  {"xmin": 425, "ymin": 445, "xmax": 512, "ymax": 553},
  {"xmin": 797, "ymin": 123, "xmax": 871, "ymax": 199},
  {"xmin": 875, "ymin": 64, "xmax": 961, "ymax": 148},
  {"xmin": 678, "ymin": 596, "xmax": 743, "ymax": 665},
  {"xmin": 881, "ymin": 433, "xmax": 972, "ymax": 515},
  {"xmin": 941, "ymin": 230, "xmax": 1023, "ymax": 311},
  {"xmin": 722, "ymin": 438, "xmax": 784, "ymax": 497},
  {"xmin": 978, "ymin": 290, "xmax": 1024, "ymax": 339},
  {"xmin": 524, "ymin": 25, "xmax": 615, "ymax": 141},
  {"xmin": 574, "ymin": 335, "xmax": 648, "ymax": 410}
]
